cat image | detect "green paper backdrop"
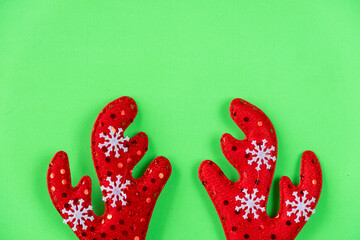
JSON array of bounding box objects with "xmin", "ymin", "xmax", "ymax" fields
[{"xmin": 1, "ymin": 1, "xmax": 359, "ymax": 239}]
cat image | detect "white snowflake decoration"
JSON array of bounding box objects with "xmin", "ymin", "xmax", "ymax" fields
[
  {"xmin": 98, "ymin": 126, "xmax": 130, "ymax": 158},
  {"xmin": 101, "ymin": 174, "xmax": 131, "ymax": 207},
  {"xmin": 61, "ymin": 199, "xmax": 94, "ymax": 231},
  {"xmin": 235, "ymin": 188, "xmax": 265, "ymax": 219},
  {"xmin": 246, "ymin": 139, "xmax": 276, "ymax": 171},
  {"xmin": 286, "ymin": 190, "xmax": 316, "ymax": 223}
]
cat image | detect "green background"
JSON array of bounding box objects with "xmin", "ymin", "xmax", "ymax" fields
[{"xmin": 0, "ymin": 1, "xmax": 359, "ymax": 239}]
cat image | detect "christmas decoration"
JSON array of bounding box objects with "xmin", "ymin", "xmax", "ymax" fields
[
  {"xmin": 47, "ymin": 97, "xmax": 172, "ymax": 239},
  {"xmin": 199, "ymin": 98, "xmax": 322, "ymax": 240}
]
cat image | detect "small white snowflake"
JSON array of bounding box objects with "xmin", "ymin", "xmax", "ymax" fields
[
  {"xmin": 286, "ymin": 190, "xmax": 316, "ymax": 223},
  {"xmin": 101, "ymin": 174, "xmax": 131, "ymax": 207},
  {"xmin": 235, "ymin": 188, "xmax": 265, "ymax": 219},
  {"xmin": 61, "ymin": 199, "xmax": 94, "ymax": 231},
  {"xmin": 246, "ymin": 139, "xmax": 276, "ymax": 171},
  {"xmin": 98, "ymin": 126, "xmax": 130, "ymax": 158}
]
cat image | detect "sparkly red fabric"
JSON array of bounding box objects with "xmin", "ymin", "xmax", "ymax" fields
[
  {"xmin": 199, "ymin": 99, "xmax": 322, "ymax": 240},
  {"xmin": 47, "ymin": 97, "xmax": 172, "ymax": 240}
]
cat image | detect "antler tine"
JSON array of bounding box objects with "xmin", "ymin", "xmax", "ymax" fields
[
  {"xmin": 47, "ymin": 151, "xmax": 94, "ymax": 216},
  {"xmin": 220, "ymin": 98, "xmax": 277, "ymax": 195}
]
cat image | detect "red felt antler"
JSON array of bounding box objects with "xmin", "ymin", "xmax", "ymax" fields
[
  {"xmin": 199, "ymin": 99, "xmax": 322, "ymax": 240},
  {"xmin": 47, "ymin": 97, "xmax": 172, "ymax": 239}
]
